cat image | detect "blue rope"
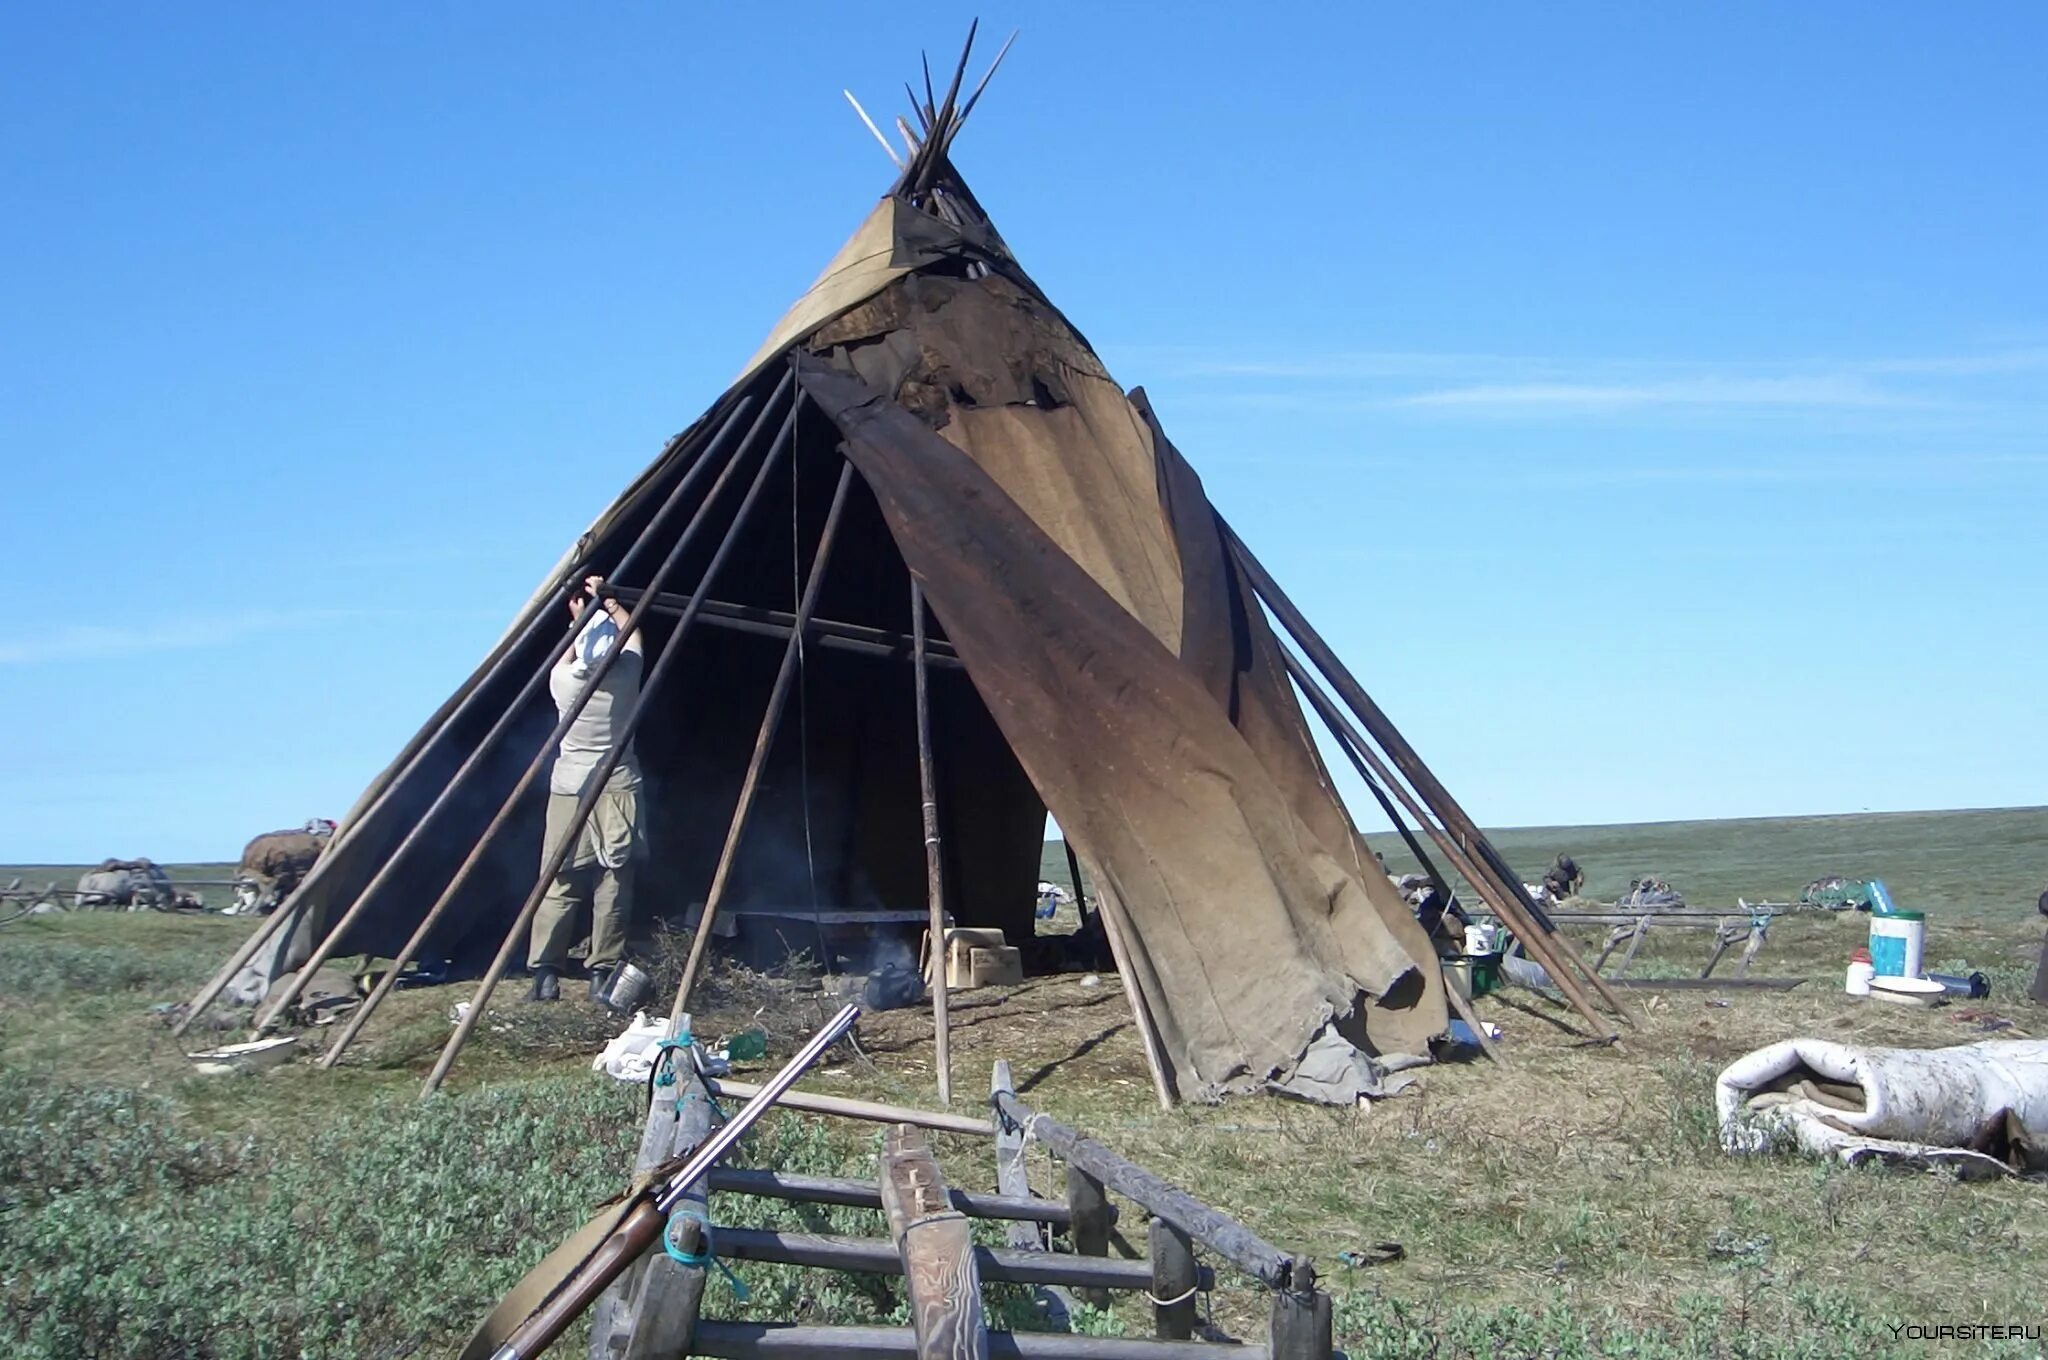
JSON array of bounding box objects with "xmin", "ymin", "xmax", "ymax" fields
[
  {"xmin": 663, "ymin": 1203, "xmax": 750, "ymax": 1301},
  {"xmin": 652, "ymin": 1034, "xmax": 692, "ymax": 1088}
]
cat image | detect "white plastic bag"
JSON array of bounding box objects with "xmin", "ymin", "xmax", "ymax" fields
[{"xmin": 591, "ymin": 1010, "xmax": 670, "ymax": 1083}]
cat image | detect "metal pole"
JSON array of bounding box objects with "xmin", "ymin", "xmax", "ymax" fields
[
  {"xmin": 256, "ymin": 398, "xmax": 765, "ymax": 1034},
  {"xmin": 421, "ymin": 393, "xmax": 805, "ymax": 1095},
  {"xmin": 910, "ymin": 581, "xmax": 952, "ymax": 1106},
  {"xmin": 321, "ymin": 376, "xmax": 792, "ymax": 1072},
  {"xmin": 669, "ymin": 461, "xmax": 858, "ymax": 1018}
]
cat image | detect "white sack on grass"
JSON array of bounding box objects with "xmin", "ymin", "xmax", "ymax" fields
[
  {"xmin": 591, "ymin": 1010, "xmax": 669, "ymax": 1083},
  {"xmin": 1717, "ymin": 1038, "xmax": 2048, "ymax": 1179}
]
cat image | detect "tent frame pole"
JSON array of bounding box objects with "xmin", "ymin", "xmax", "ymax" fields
[
  {"xmin": 176, "ymin": 391, "xmax": 745, "ymax": 1038},
  {"xmin": 910, "ymin": 580, "xmax": 952, "ymax": 1106},
  {"xmin": 422, "ymin": 391, "xmax": 807, "ymax": 1095},
  {"xmin": 254, "ymin": 392, "xmax": 766, "ymax": 1034},
  {"xmin": 1062, "ymin": 841, "xmax": 1090, "ymax": 922},
  {"xmin": 1223, "ymin": 522, "xmax": 1633, "ymax": 1028},
  {"xmin": 668, "ymin": 460, "xmax": 859, "ymax": 1019},
  {"xmin": 172, "ymin": 592, "xmax": 554, "ymax": 1037},
  {"xmin": 321, "ymin": 373, "xmax": 793, "ymax": 1071},
  {"xmin": 1280, "ymin": 646, "xmax": 1609, "ymax": 1038},
  {"xmin": 1090, "ymin": 876, "xmax": 1177, "ymax": 1111}
]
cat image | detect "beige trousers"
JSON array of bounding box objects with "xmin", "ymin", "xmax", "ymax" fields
[{"xmin": 527, "ymin": 782, "xmax": 638, "ymax": 973}]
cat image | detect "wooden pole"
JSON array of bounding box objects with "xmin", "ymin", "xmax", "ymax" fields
[
  {"xmin": 256, "ymin": 394, "xmax": 766, "ymax": 1033},
  {"xmin": 322, "ymin": 377, "xmax": 794, "ymax": 1070},
  {"xmin": 1224, "ymin": 523, "xmax": 1635, "ymax": 1025},
  {"xmin": 669, "ymin": 461, "xmax": 858, "ymax": 1018},
  {"xmin": 706, "ymin": 1077, "xmax": 992, "ymax": 1138},
  {"xmin": 422, "ymin": 399, "xmax": 806, "ymax": 1095},
  {"xmin": 879, "ymin": 1124, "xmax": 988, "ymax": 1360},
  {"xmin": 910, "ymin": 581, "xmax": 952, "ymax": 1107},
  {"xmin": 1149, "ymin": 1218, "xmax": 1198, "ymax": 1341},
  {"xmin": 1061, "ymin": 841, "xmax": 1088, "ymax": 918},
  {"xmin": 1268, "ymin": 1263, "xmax": 1333, "ymax": 1360},
  {"xmin": 1088, "ymin": 877, "xmax": 1177, "ymax": 1111},
  {"xmin": 1281, "ymin": 646, "xmax": 1610, "ymax": 1038},
  {"xmin": 1289, "ymin": 689, "xmax": 1509, "ymax": 1064},
  {"xmin": 993, "ymin": 1089, "xmax": 1295, "ymax": 1290}
]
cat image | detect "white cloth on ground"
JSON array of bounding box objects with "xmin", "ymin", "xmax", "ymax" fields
[{"xmin": 591, "ymin": 1010, "xmax": 670, "ymax": 1084}]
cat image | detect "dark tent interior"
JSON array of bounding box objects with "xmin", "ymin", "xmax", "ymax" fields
[{"xmin": 319, "ymin": 372, "xmax": 1046, "ymax": 978}]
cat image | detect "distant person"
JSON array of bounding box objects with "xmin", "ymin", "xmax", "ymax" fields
[
  {"xmin": 2031, "ymin": 888, "xmax": 2048, "ymax": 1006},
  {"xmin": 528, "ymin": 576, "xmax": 642, "ymax": 1003},
  {"xmin": 1542, "ymin": 854, "xmax": 1584, "ymax": 903}
]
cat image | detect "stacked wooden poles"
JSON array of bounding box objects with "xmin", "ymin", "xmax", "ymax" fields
[
  {"xmin": 668, "ymin": 461, "xmax": 858, "ymax": 1019},
  {"xmin": 419, "ymin": 388, "xmax": 807, "ymax": 1095},
  {"xmin": 318, "ymin": 375, "xmax": 792, "ymax": 1073},
  {"xmin": 253, "ymin": 399, "xmax": 766, "ymax": 1035},
  {"xmin": 1222, "ymin": 525, "xmax": 1634, "ymax": 1029},
  {"xmin": 1281, "ymin": 661, "xmax": 1508, "ymax": 1064},
  {"xmin": 909, "ymin": 581, "xmax": 952, "ymax": 1106},
  {"xmin": 1228, "ymin": 536, "xmax": 1630, "ymax": 1036},
  {"xmin": 1282, "ymin": 646, "xmax": 1610, "ymax": 1036}
]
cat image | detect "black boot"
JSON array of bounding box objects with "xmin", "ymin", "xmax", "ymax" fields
[
  {"xmin": 529, "ymin": 966, "xmax": 560, "ymax": 1003},
  {"xmin": 588, "ymin": 965, "xmax": 613, "ymax": 1007}
]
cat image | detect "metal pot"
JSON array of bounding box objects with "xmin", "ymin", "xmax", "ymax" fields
[{"xmin": 593, "ymin": 962, "xmax": 653, "ymax": 1013}]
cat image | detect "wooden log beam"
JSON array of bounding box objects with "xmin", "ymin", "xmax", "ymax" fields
[
  {"xmin": 690, "ymin": 1322, "xmax": 1269, "ymax": 1360},
  {"xmin": 708, "ymin": 1228, "xmax": 1208, "ymax": 1293},
  {"xmin": 611, "ymin": 591, "xmax": 966, "ymax": 669},
  {"xmin": 670, "ymin": 460, "xmax": 859, "ymax": 1017},
  {"xmin": 704, "ymin": 1078, "xmax": 993, "ymax": 1138},
  {"xmin": 879, "ymin": 1124, "xmax": 987, "ymax": 1360},
  {"xmin": 993, "ymin": 1090, "xmax": 1294, "ymax": 1290},
  {"xmin": 705, "ymin": 1166, "xmax": 1071, "ymax": 1225}
]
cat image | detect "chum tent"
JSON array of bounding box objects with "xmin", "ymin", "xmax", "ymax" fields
[{"xmin": 181, "ymin": 34, "xmax": 1626, "ymax": 1102}]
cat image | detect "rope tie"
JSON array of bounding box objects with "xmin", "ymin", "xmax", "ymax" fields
[
  {"xmin": 664, "ymin": 1202, "xmax": 751, "ymax": 1302},
  {"xmin": 652, "ymin": 1034, "xmax": 693, "ymax": 1088},
  {"xmin": 1145, "ymin": 1281, "xmax": 1201, "ymax": 1308}
]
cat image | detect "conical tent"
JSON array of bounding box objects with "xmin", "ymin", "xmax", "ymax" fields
[{"xmin": 188, "ymin": 43, "xmax": 1626, "ymax": 1100}]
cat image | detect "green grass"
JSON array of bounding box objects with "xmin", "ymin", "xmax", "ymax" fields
[{"xmin": 4, "ymin": 806, "xmax": 2046, "ymax": 1359}]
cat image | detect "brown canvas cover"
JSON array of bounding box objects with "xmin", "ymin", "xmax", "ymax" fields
[{"xmin": 777, "ymin": 197, "xmax": 1446, "ymax": 1094}]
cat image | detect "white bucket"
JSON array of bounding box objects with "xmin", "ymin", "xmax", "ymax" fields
[{"xmin": 1868, "ymin": 910, "xmax": 1925, "ymax": 979}]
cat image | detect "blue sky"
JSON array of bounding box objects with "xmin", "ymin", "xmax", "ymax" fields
[{"xmin": 2, "ymin": 4, "xmax": 2042, "ymax": 862}]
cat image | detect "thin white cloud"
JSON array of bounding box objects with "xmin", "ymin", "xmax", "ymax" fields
[
  {"xmin": 1127, "ymin": 344, "xmax": 2048, "ymax": 421},
  {"xmin": 0, "ymin": 610, "xmax": 372, "ymax": 666},
  {"xmin": 1393, "ymin": 374, "xmax": 1915, "ymax": 413}
]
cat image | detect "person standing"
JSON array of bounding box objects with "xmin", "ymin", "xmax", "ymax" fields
[{"xmin": 528, "ymin": 575, "xmax": 642, "ymax": 1002}]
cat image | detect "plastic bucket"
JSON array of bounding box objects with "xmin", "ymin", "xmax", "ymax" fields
[{"xmin": 1868, "ymin": 909, "xmax": 1925, "ymax": 978}]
